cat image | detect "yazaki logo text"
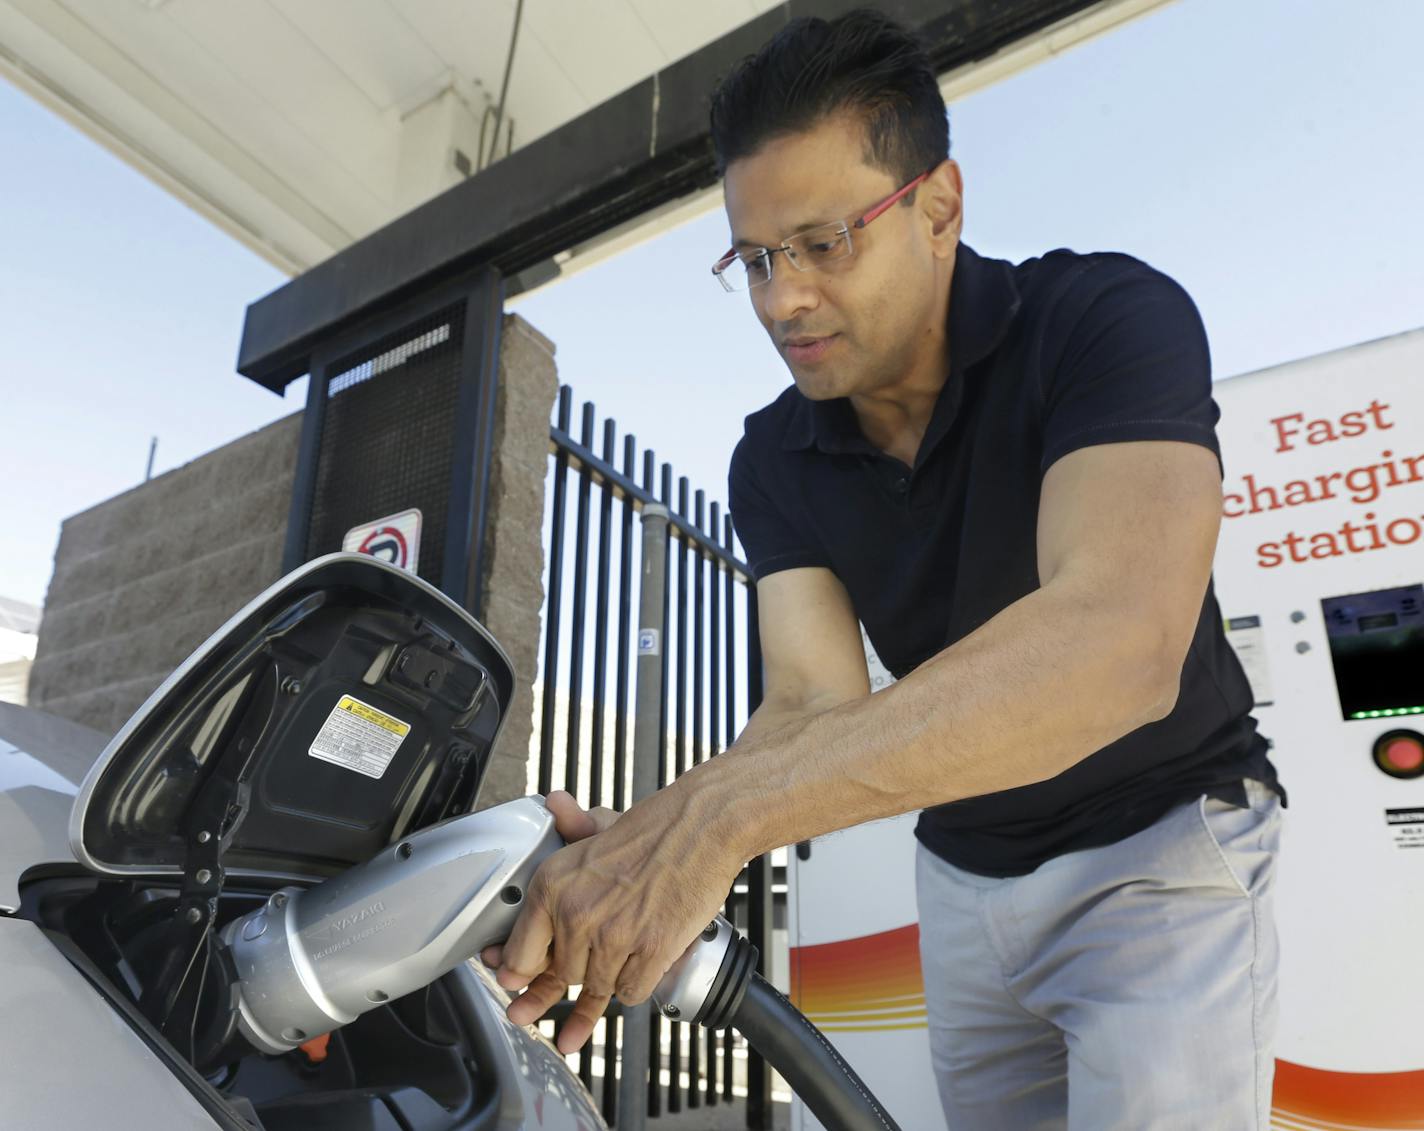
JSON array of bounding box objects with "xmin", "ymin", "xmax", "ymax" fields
[{"xmin": 1223, "ymin": 398, "xmax": 1424, "ymax": 569}]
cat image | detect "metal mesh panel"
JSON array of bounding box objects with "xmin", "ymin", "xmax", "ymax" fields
[{"xmin": 306, "ymin": 305, "xmax": 465, "ymax": 587}]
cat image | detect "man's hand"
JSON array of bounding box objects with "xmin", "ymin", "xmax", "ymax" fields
[
  {"xmin": 479, "ymin": 782, "xmax": 744, "ymax": 1054},
  {"xmin": 479, "ymin": 791, "xmax": 616, "ymax": 973},
  {"xmin": 548, "ymin": 789, "xmax": 623, "ymax": 842}
]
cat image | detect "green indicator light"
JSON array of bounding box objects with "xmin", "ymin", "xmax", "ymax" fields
[{"xmin": 1370, "ymin": 711, "xmax": 1383, "ymax": 718}]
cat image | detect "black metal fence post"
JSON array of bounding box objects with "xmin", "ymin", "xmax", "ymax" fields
[
  {"xmin": 706, "ymin": 499, "xmax": 723, "ymax": 1107},
  {"xmin": 565, "ymin": 402, "xmax": 595, "ymax": 798},
  {"xmin": 538, "ymin": 388, "xmax": 572, "ymax": 796},
  {"xmin": 614, "ymin": 433, "xmax": 636, "ymax": 814},
  {"xmin": 280, "ymin": 355, "xmax": 331, "ymax": 575},
  {"xmin": 688, "ymin": 486, "xmax": 705, "ymax": 1110},
  {"xmin": 590, "ymin": 417, "xmax": 615, "ymax": 811},
  {"xmin": 442, "ymin": 269, "xmax": 505, "ymax": 615},
  {"xmin": 723, "ymin": 512, "xmax": 739, "ymax": 1106},
  {"xmin": 617, "ymin": 495, "xmax": 670, "ymax": 1130},
  {"xmin": 649, "ymin": 455, "xmax": 666, "ymax": 1120},
  {"xmin": 743, "ymin": 584, "xmax": 774, "ymax": 1131}
]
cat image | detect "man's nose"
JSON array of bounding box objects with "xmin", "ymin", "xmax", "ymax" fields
[{"xmin": 759, "ymin": 255, "xmax": 820, "ymax": 324}]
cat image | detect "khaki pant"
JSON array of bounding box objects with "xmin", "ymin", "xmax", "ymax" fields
[{"xmin": 916, "ymin": 780, "xmax": 1282, "ymax": 1130}]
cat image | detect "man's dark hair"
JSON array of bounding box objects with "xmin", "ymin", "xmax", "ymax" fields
[{"xmin": 709, "ymin": 9, "xmax": 949, "ymax": 182}]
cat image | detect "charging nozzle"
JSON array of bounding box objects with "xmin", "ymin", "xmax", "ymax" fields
[
  {"xmin": 219, "ymin": 797, "xmax": 561, "ymax": 1055},
  {"xmin": 217, "ymin": 794, "xmax": 899, "ymax": 1130},
  {"xmin": 651, "ymin": 915, "xmax": 757, "ymax": 1027}
]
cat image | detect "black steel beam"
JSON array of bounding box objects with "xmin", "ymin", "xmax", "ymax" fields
[
  {"xmin": 236, "ymin": 0, "xmax": 1101, "ymax": 391},
  {"xmin": 441, "ymin": 267, "xmax": 504, "ymax": 615}
]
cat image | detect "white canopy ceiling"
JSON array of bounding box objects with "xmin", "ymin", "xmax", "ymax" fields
[
  {"xmin": 0, "ymin": 0, "xmax": 783, "ymax": 272},
  {"xmin": 0, "ymin": 0, "xmax": 1165, "ymax": 280}
]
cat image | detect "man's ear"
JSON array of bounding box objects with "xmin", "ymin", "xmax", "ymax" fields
[{"xmin": 923, "ymin": 159, "xmax": 964, "ymax": 253}]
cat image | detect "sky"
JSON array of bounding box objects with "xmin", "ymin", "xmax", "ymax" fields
[{"xmin": 3, "ymin": 0, "xmax": 1423, "ymax": 610}]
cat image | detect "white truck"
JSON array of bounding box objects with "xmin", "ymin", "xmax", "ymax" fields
[{"xmin": 787, "ymin": 327, "xmax": 1424, "ymax": 1130}]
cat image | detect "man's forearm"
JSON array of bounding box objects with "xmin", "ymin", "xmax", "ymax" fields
[
  {"xmin": 731, "ymin": 692, "xmax": 858, "ymax": 751},
  {"xmin": 681, "ymin": 580, "xmax": 1179, "ymax": 863}
]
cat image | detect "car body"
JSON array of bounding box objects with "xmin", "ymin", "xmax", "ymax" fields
[{"xmin": 0, "ymin": 555, "xmax": 607, "ymax": 1131}]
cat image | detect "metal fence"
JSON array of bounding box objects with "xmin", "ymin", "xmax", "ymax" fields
[{"xmin": 532, "ymin": 385, "xmax": 776, "ymax": 1128}]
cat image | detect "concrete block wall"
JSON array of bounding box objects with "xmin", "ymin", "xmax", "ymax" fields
[
  {"xmin": 29, "ymin": 414, "xmax": 301, "ymax": 736},
  {"xmin": 29, "ymin": 314, "xmax": 557, "ymax": 815},
  {"xmin": 474, "ymin": 315, "xmax": 557, "ymax": 809}
]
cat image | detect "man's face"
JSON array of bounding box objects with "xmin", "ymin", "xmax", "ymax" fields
[{"xmin": 722, "ymin": 113, "xmax": 958, "ymax": 401}]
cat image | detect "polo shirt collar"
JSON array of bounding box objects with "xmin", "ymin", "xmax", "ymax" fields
[{"xmin": 782, "ymin": 243, "xmax": 1022, "ymax": 454}]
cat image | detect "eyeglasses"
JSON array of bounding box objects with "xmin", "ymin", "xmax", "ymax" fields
[{"xmin": 711, "ymin": 169, "xmax": 932, "ymax": 293}]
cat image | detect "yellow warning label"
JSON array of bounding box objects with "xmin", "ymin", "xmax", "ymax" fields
[
  {"xmin": 309, "ymin": 694, "xmax": 411, "ymax": 779},
  {"xmin": 336, "ymin": 695, "xmax": 411, "ymax": 737}
]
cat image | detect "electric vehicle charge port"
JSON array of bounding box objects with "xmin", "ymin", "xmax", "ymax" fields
[{"xmin": 1373, "ymin": 730, "xmax": 1424, "ymax": 779}]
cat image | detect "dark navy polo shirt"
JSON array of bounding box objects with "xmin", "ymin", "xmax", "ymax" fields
[{"xmin": 728, "ymin": 243, "xmax": 1280, "ymax": 877}]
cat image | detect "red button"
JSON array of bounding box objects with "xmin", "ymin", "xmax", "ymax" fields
[{"xmin": 1384, "ymin": 738, "xmax": 1424, "ymax": 773}]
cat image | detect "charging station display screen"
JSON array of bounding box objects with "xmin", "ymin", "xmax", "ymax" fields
[{"xmin": 1321, "ymin": 584, "xmax": 1424, "ymax": 721}]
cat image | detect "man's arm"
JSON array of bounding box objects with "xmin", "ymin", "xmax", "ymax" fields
[
  {"xmin": 484, "ymin": 561, "xmax": 873, "ymax": 1052},
  {"xmin": 689, "ymin": 438, "xmax": 1223, "ymax": 861},
  {"xmin": 491, "ymin": 438, "xmax": 1222, "ymax": 1049},
  {"xmin": 736, "ymin": 564, "xmax": 872, "ymax": 746}
]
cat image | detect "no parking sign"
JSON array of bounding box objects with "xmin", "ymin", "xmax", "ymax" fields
[{"xmin": 342, "ymin": 508, "xmax": 422, "ymax": 574}]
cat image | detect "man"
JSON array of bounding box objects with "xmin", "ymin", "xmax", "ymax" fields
[{"xmin": 483, "ymin": 10, "xmax": 1284, "ymax": 1128}]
